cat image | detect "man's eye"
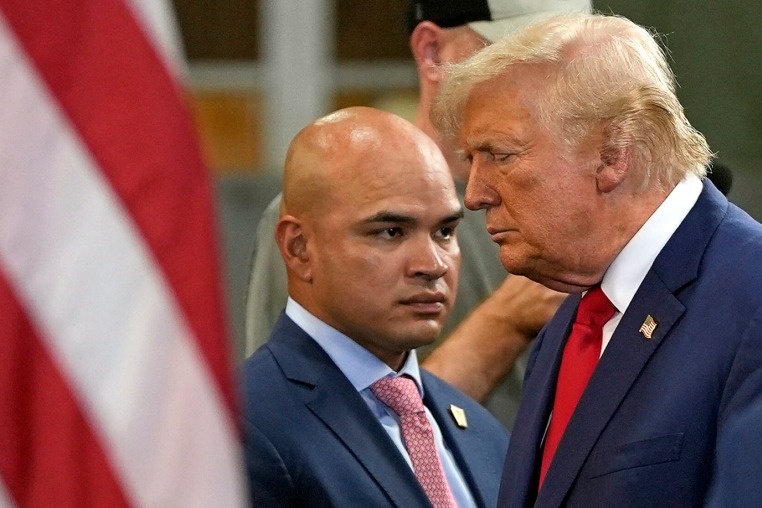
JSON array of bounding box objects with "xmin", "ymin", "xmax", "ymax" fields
[
  {"xmin": 378, "ymin": 227, "xmax": 402, "ymax": 239},
  {"xmin": 437, "ymin": 227, "xmax": 455, "ymax": 240},
  {"xmin": 490, "ymin": 151, "xmax": 514, "ymax": 162}
]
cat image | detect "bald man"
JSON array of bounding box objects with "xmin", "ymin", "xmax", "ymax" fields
[{"xmin": 240, "ymin": 107, "xmax": 508, "ymax": 508}]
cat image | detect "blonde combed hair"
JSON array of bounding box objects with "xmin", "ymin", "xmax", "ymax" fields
[{"xmin": 434, "ymin": 13, "xmax": 713, "ymax": 189}]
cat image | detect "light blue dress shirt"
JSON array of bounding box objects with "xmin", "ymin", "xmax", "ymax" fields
[{"xmin": 286, "ymin": 298, "xmax": 476, "ymax": 508}]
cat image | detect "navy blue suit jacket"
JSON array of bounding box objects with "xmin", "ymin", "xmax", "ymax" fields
[
  {"xmin": 498, "ymin": 182, "xmax": 762, "ymax": 507},
  {"xmin": 241, "ymin": 314, "xmax": 509, "ymax": 507}
]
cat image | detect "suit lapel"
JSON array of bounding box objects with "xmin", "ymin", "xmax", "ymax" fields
[
  {"xmin": 499, "ymin": 297, "xmax": 578, "ymax": 507},
  {"xmin": 422, "ymin": 373, "xmax": 491, "ymax": 508},
  {"xmin": 536, "ymin": 182, "xmax": 728, "ymax": 506},
  {"xmin": 268, "ymin": 316, "xmax": 431, "ymax": 508}
]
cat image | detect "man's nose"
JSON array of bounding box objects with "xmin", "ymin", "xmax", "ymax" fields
[
  {"xmin": 464, "ymin": 162, "xmax": 500, "ymax": 211},
  {"xmin": 408, "ymin": 237, "xmax": 449, "ymax": 281}
]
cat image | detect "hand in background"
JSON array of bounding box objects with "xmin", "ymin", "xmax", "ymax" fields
[{"xmin": 422, "ymin": 276, "xmax": 566, "ymax": 402}]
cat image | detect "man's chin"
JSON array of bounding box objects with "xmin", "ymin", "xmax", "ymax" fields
[
  {"xmin": 500, "ymin": 257, "xmax": 529, "ymax": 277},
  {"xmin": 500, "ymin": 248, "xmax": 546, "ymax": 280},
  {"xmin": 398, "ymin": 322, "xmax": 444, "ymax": 349}
]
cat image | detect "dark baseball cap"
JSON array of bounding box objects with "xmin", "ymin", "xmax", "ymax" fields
[{"xmin": 407, "ymin": 0, "xmax": 592, "ymax": 42}]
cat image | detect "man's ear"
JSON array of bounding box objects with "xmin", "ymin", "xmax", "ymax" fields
[
  {"xmin": 595, "ymin": 134, "xmax": 632, "ymax": 192},
  {"xmin": 410, "ymin": 21, "xmax": 444, "ymax": 83},
  {"xmin": 276, "ymin": 215, "xmax": 312, "ymax": 282}
]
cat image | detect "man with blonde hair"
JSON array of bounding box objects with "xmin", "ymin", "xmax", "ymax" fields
[{"xmin": 435, "ymin": 12, "xmax": 762, "ymax": 507}]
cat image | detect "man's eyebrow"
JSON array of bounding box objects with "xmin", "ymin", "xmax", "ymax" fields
[
  {"xmin": 360, "ymin": 208, "xmax": 464, "ymax": 226},
  {"xmin": 461, "ymin": 135, "xmax": 490, "ymax": 150},
  {"xmin": 361, "ymin": 211, "xmax": 416, "ymax": 225},
  {"xmin": 465, "ymin": 133, "xmax": 521, "ymax": 152},
  {"xmin": 471, "ymin": 142, "xmax": 497, "ymax": 152},
  {"xmin": 441, "ymin": 209, "xmax": 465, "ymax": 224}
]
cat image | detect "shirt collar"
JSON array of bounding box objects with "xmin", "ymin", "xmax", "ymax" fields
[
  {"xmin": 602, "ymin": 174, "xmax": 703, "ymax": 313},
  {"xmin": 285, "ymin": 297, "xmax": 424, "ymax": 395}
]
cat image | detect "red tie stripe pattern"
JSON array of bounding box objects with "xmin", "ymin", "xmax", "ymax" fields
[
  {"xmin": 372, "ymin": 376, "xmax": 458, "ymax": 508},
  {"xmin": 539, "ymin": 286, "xmax": 616, "ymax": 489},
  {"xmin": 0, "ymin": 1, "xmax": 244, "ymax": 506}
]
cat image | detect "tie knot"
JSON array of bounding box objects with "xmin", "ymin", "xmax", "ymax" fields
[
  {"xmin": 577, "ymin": 286, "xmax": 617, "ymax": 329},
  {"xmin": 371, "ymin": 376, "xmax": 424, "ymax": 416}
]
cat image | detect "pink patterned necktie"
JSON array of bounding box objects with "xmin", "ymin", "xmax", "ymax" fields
[{"xmin": 371, "ymin": 376, "xmax": 458, "ymax": 508}]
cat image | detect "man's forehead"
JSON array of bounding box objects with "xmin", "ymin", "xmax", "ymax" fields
[
  {"xmin": 460, "ymin": 93, "xmax": 535, "ymax": 146},
  {"xmin": 348, "ymin": 159, "xmax": 451, "ymax": 187}
]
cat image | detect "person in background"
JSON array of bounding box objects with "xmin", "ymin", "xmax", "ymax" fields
[
  {"xmin": 245, "ymin": 0, "xmax": 591, "ymax": 429},
  {"xmin": 241, "ymin": 107, "xmax": 509, "ymax": 507},
  {"xmin": 434, "ymin": 12, "xmax": 762, "ymax": 506}
]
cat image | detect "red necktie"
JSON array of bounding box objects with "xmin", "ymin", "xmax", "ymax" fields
[
  {"xmin": 371, "ymin": 376, "xmax": 457, "ymax": 508},
  {"xmin": 539, "ymin": 286, "xmax": 616, "ymax": 489}
]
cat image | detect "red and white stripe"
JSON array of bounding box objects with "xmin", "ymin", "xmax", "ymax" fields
[{"xmin": 0, "ymin": 1, "xmax": 245, "ymax": 506}]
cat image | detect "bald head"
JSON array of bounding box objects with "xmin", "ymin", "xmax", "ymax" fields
[
  {"xmin": 276, "ymin": 106, "xmax": 462, "ymax": 368},
  {"xmin": 282, "ymin": 107, "xmax": 447, "ymax": 218}
]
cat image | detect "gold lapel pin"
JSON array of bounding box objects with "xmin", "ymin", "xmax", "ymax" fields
[
  {"xmin": 639, "ymin": 314, "xmax": 658, "ymax": 339},
  {"xmin": 449, "ymin": 404, "xmax": 468, "ymax": 429}
]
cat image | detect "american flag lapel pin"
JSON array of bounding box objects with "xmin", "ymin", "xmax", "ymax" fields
[{"xmin": 639, "ymin": 314, "xmax": 658, "ymax": 339}]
